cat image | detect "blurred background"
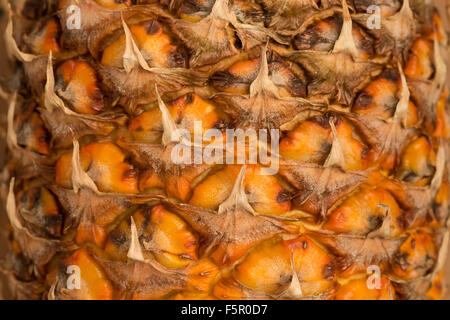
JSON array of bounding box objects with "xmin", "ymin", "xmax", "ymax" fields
[
  {"xmin": 0, "ymin": 0, "xmax": 449, "ymax": 300},
  {"xmin": 0, "ymin": 2, "xmax": 10, "ymax": 299}
]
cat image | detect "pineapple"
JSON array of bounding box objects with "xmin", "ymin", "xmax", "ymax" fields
[{"xmin": 0, "ymin": 0, "xmax": 449, "ymax": 300}]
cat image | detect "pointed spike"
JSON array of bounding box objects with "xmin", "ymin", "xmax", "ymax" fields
[
  {"xmin": 373, "ymin": 203, "xmax": 392, "ymax": 238},
  {"xmin": 279, "ymin": 250, "xmax": 303, "ymax": 299},
  {"xmin": 399, "ymin": 0, "xmax": 412, "ymax": 16},
  {"xmin": 388, "ymin": 280, "xmax": 394, "ymax": 300},
  {"xmin": 393, "ymin": 63, "xmax": 410, "ymax": 126},
  {"xmin": 386, "ymin": 0, "xmax": 413, "ymax": 22},
  {"xmin": 382, "ymin": 0, "xmax": 415, "ymax": 62},
  {"xmin": 218, "ymin": 165, "xmax": 256, "ymax": 215},
  {"xmin": 127, "ymin": 216, "xmax": 146, "ymax": 262},
  {"xmin": 209, "ymin": 0, "xmax": 238, "ymax": 25},
  {"xmin": 48, "ymin": 280, "xmax": 57, "ymax": 300},
  {"xmin": 71, "ymin": 140, "xmax": 99, "ymax": 194},
  {"xmin": 7, "ymin": 177, "xmax": 64, "ymax": 246},
  {"xmin": 0, "ymin": 84, "xmax": 10, "ymax": 100},
  {"xmin": 432, "ymin": 230, "xmax": 449, "ymax": 277},
  {"xmin": 258, "ymin": 44, "xmax": 269, "ymax": 79},
  {"xmin": 122, "ymin": 15, "xmax": 137, "ymax": 74},
  {"xmin": 431, "ymin": 36, "xmax": 447, "ymax": 103},
  {"xmin": 210, "ymin": 0, "xmax": 229, "ymax": 18},
  {"xmin": 250, "ymin": 44, "xmax": 279, "ymax": 97},
  {"xmin": 6, "ymin": 91, "xmax": 18, "ymax": 150},
  {"xmin": 333, "ymin": 0, "xmax": 358, "ymax": 56},
  {"xmin": 45, "ymin": 52, "xmax": 75, "ymax": 114},
  {"xmin": 433, "ymin": 35, "xmax": 446, "ymax": 76},
  {"xmin": 324, "ymin": 119, "xmax": 346, "ymax": 170},
  {"xmin": 155, "ymin": 85, "xmax": 178, "ymax": 146},
  {"xmin": 44, "ymin": 51, "xmax": 57, "ymax": 111},
  {"xmin": 127, "ymin": 218, "xmax": 178, "ymax": 273},
  {"xmin": 388, "ymin": 0, "xmax": 414, "ymax": 29}
]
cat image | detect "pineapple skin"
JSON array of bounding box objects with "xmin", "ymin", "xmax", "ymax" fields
[{"xmin": 1, "ymin": 0, "xmax": 449, "ymax": 300}]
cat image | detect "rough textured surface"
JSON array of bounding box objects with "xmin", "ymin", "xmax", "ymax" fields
[
  {"xmin": 0, "ymin": 5, "xmax": 11, "ymax": 299},
  {"xmin": 0, "ymin": 0, "xmax": 449, "ymax": 300},
  {"xmin": 439, "ymin": 0, "xmax": 450, "ymax": 299}
]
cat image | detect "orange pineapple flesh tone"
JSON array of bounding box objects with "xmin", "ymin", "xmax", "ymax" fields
[{"xmin": 0, "ymin": 0, "xmax": 449, "ymax": 300}]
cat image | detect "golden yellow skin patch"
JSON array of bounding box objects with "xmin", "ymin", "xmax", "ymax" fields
[
  {"xmin": 27, "ymin": 18, "xmax": 61, "ymax": 55},
  {"xmin": 55, "ymin": 142, "xmax": 139, "ymax": 194},
  {"xmin": 324, "ymin": 186, "xmax": 402, "ymax": 236},
  {"xmin": 392, "ymin": 230, "xmax": 436, "ymax": 281},
  {"xmin": 433, "ymin": 90, "xmax": 449, "ymax": 138},
  {"xmin": 62, "ymin": 249, "xmax": 114, "ymax": 300},
  {"xmin": 335, "ymin": 275, "xmax": 395, "ymax": 300},
  {"xmin": 56, "ymin": 60, "xmax": 105, "ymax": 114},
  {"xmin": 189, "ymin": 165, "xmax": 290, "ymax": 215},
  {"xmin": 95, "ymin": 0, "xmax": 131, "ymax": 8},
  {"xmin": 405, "ymin": 38, "xmax": 434, "ymax": 80},
  {"xmin": 280, "ymin": 116, "xmax": 367, "ymax": 170},
  {"xmin": 353, "ymin": 70, "xmax": 418, "ymax": 127},
  {"xmin": 280, "ymin": 119, "xmax": 332, "ymax": 164},
  {"xmin": 426, "ymin": 270, "xmax": 445, "ymax": 300},
  {"xmin": 234, "ymin": 236, "xmax": 334, "ymax": 297},
  {"xmin": 129, "ymin": 93, "xmax": 224, "ymax": 143},
  {"xmin": 101, "ymin": 20, "xmax": 185, "ymax": 69},
  {"xmin": 105, "ymin": 206, "xmax": 198, "ymax": 269},
  {"xmin": 397, "ymin": 136, "xmax": 436, "ymax": 186}
]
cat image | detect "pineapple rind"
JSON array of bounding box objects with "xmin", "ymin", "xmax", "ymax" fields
[{"xmin": 1, "ymin": 0, "xmax": 449, "ymax": 300}]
